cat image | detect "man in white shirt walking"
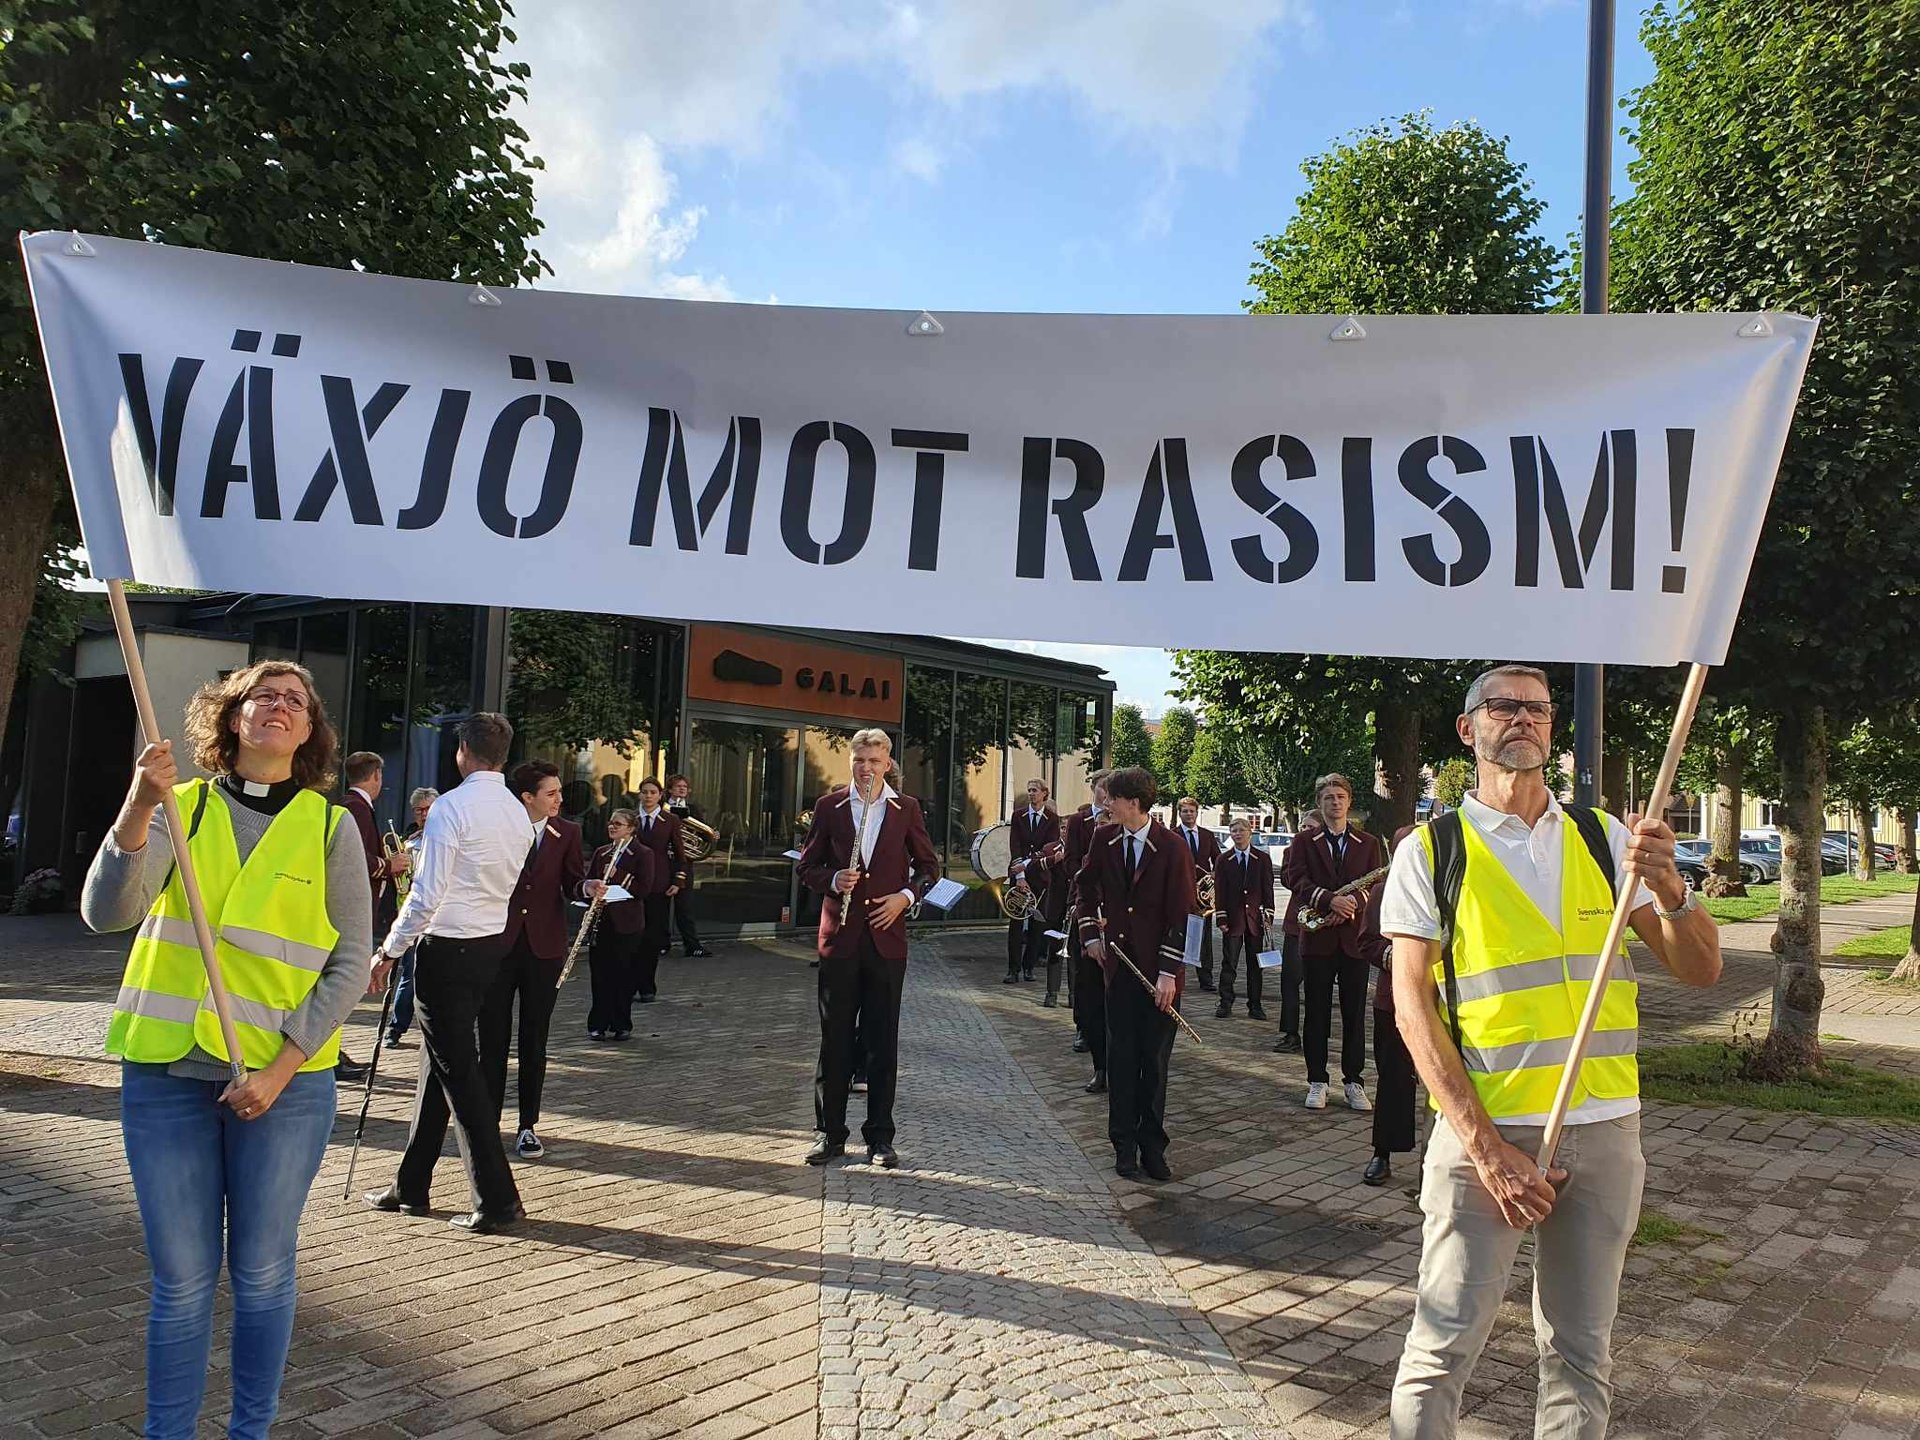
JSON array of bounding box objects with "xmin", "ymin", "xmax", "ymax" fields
[
  {"xmin": 365, "ymin": 713, "xmax": 533, "ymax": 1235},
  {"xmin": 1382, "ymin": 665, "xmax": 1720, "ymax": 1437}
]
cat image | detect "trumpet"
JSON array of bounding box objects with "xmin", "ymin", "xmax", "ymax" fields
[
  {"xmin": 1297, "ymin": 865, "xmax": 1391, "ymax": 931},
  {"xmin": 381, "ymin": 826, "xmax": 411, "ymax": 898}
]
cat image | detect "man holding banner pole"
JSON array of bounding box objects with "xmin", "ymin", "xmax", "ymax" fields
[{"xmin": 1382, "ymin": 665, "xmax": 1720, "ymax": 1439}]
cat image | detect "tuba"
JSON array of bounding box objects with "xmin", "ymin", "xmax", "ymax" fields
[{"xmin": 666, "ymin": 799, "xmax": 719, "ymax": 861}]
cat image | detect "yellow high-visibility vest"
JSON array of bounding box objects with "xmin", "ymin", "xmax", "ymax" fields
[
  {"xmin": 107, "ymin": 779, "xmax": 344, "ymax": 1072},
  {"xmin": 1424, "ymin": 816, "xmax": 1638, "ymax": 1118}
]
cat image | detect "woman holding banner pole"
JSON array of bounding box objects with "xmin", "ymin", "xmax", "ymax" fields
[
  {"xmin": 1381, "ymin": 664, "xmax": 1718, "ymax": 1439},
  {"xmin": 81, "ymin": 660, "xmax": 371, "ymax": 1440}
]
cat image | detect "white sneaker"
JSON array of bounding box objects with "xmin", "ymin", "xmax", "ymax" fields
[
  {"xmin": 1305, "ymin": 1082, "xmax": 1328, "ymax": 1110},
  {"xmin": 1345, "ymin": 1082, "xmax": 1372, "ymax": 1112},
  {"xmin": 516, "ymin": 1128, "xmax": 544, "ymax": 1159}
]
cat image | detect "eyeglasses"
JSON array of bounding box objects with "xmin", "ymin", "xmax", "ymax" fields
[
  {"xmin": 244, "ymin": 687, "xmax": 309, "ymax": 713},
  {"xmin": 1471, "ymin": 697, "xmax": 1555, "ymax": 722}
]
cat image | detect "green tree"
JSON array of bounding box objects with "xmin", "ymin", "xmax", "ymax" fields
[
  {"xmin": 1432, "ymin": 757, "xmax": 1473, "ymax": 811},
  {"xmin": 1111, "ymin": 704, "xmax": 1153, "ymax": 772},
  {"xmin": 1675, "ymin": 703, "xmax": 1774, "ymax": 898},
  {"xmin": 1184, "ymin": 725, "xmax": 1252, "ymax": 811},
  {"xmin": 1186, "ymin": 113, "xmax": 1558, "ymax": 837},
  {"xmin": 0, "ymin": 0, "xmax": 548, "ymax": 764},
  {"xmin": 1231, "ymin": 708, "xmax": 1372, "ymax": 830},
  {"xmin": 1613, "ymin": 0, "xmax": 1920, "ymax": 1068},
  {"xmin": 1151, "ymin": 706, "xmax": 1198, "ymax": 801}
]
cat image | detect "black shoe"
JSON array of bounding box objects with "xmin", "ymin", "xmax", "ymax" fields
[
  {"xmin": 688, "ymin": 947, "xmax": 714, "ymax": 958},
  {"xmin": 1115, "ymin": 1152, "xmax": 1141, "ymax": 1180},
  {"xmin": 384, "ymin": 1032, "xmax": 409, "ymax": 1048},
  {"xmin": 614, "ymin": 1029, "xmax": 632, "ymax": 1041},
  {"xmin": 1003, "ymin": 973, "xmax": 1021, "ymax": 985},
  {"xmin": 1072, "ymin": 1032, "xmax": 1088, "ymax": 1054},
  {"xmin": 449, "ymin": 1205, "xmax": 524, "ymax": 1235},
  {"xmin": 1022, "ymin": 969, "xmax": 1035, "ymax": 982},
  {"xmin": 364, "ymin": 1187, "xmax": 429, "ymax": 1216},
  {"xmin": 1215, "ymin": 1000, "xmax": 1232, "ymax": 1018},
  {"xmin": 637, "ymin": 992, "xmax": 656, "ymax": 1004},
  {"xmin": 335, "ymin": 1057, "xmax": 370, "ymax": 1083},
  {"xmin": 805, "ymin": 1135, "xmax": 846, "ymax": 1166},
  {"xmin": 809, "ymin": 959, "xmax": 820, "ymax": 969},
  {"xmin": 851, "ymin": 1075, "xmax": 869, "ymax": 1094},
  {"xmin": 1140, "ymin": 1151, "xmax": 1172, "ymax": 1182},
  {"xmin": 1363, "ymin": 1154, "xmax": 1393, "ymax": 1187},
  {"xmin": 1042, "ymin": 992, "xmax": 1059, "ymax": 1008},
  {"xmin": 1084, "ymin": 1070, "xmax": 1107, "ymax": 1094},
  {"xmin": 867, "ymin": 1145, "xmax": 899, "ymax": 1169},
  {"xmin": 1198, "ymin": 979, "xmax": 1216, "ymax": 993},
  {"xmin": 1247, "ymin": 1005, "xmax": 1268, "ymax": 1021},
  {"xmin": 1273, "ymin": 1033, "xmax": 1301, "ymax": 1053}
]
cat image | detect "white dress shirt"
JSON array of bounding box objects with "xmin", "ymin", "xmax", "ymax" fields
[
  {"xmin": 381, "ymin": 770, "xmax": 534, "ymax": 956},
  {"xmin": 1379, "ymin": 790, "xmax": 1653, "ymax": 1128},
  {"xmin": 844, "ymin": 782, "xmax": 915, "ymax": 901}
]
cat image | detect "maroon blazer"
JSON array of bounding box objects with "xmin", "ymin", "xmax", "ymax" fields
[
  {"xmin": 583, "ymin": 838, "xmax": 658, "ymax": 938},
  {"xmin": 1171, "ymin": 821, "xmax": 1221, "ymax": 875},
  {"xmin": 1074, "ymin": 818, "xmax": 1196, "ymax": 996},
  {"xmin": 1053, "ymin": 804, "xmax": 1097, "ymax": 929},
  {"xmin": 342, "ymin": 790, "xmax": 386, "ymax": 893},
  {"xmin": 1278, "ymin": 825, "xmax": 1319, "ymax": 936},
  {"xmin": 499, "ymin": 817, "xmax": 587, "ymax": 962},
  {"xmin": 1294, "ymin": 824, "xmax": 1386, "ymax": 960},
  {"xmin": 1214, "ymin": 843, "xmax": 1275, "ymax": 939},
  {"xmin": 797, "ymin": 787, "xmax": 940, "ymax": 962},
  {"xmin": 631, "ymin": 809, "xmax": 687, "ymax": 896},
  {"xmin": 1009, "ymin": 803, "xmax": 1065, "ymax": 901}
]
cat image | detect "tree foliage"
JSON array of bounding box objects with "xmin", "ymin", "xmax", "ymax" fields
[
  {"xmin": 1111, "ymin": 704, "xmax": 1153, "ymax": 772},
  {"xmin": 1183, "ymin": 725, "xmax": 1252, "ymax": 811},
  {"xmin": 1150, "ymin": 706, "xmax": 1198, "ymax": 800},
  {"xmin": 1612, "ymin": 0, "xmax": 1920, "ymax": 1064},
  {"xmin": 1432, "ymin": 757, "xmax": 1473, "ymax": 810}
]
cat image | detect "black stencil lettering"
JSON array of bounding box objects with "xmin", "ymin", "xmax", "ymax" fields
[
  {"xmin": 1510, "ymin": 430, "xmax": 1638, "ymax": 591},
  {"xmin": 397, "ymin": 389, "xmax": 470, "ymax": 531},
  {"xmin": 293, "ymin": 378, "xmax": 409, "ymax": 524},
  {"xmin": 118, "ymin": 354, "xmax": 205, "ymax": 517},
  {"xmin": 201, "ymin": 366, "xmax": 282, "ymax": 519},
  {"xmin": 892, "ymin": 429, "xmax": 968, "ymax": 572},
  {"xmin": 1663, "ymin": 428, "xmax": 1694, "ymax": 594},
  {"xmin": 629, "ymin": 409, "xmax": 762, "ymax": 554},
  {"xmin": 1016, "ymin": 438, "xmax": 1104, "ymax": 580},
  {"xmin": 1399, "ymin": 435, "xmax": 1491, "ymax": 587},
  {"xmin": 1119, "ymin": 439, "xmax": 1213, "ymax": 582},
  {"xmin": 781, "ymin": 421, "xmax": 877, "ymax": 565},
  {"xmin": 1341, "ymin": 437, "xmax": 1377, "ymax": 582},
  {"xmin": 476, "ymin": 394, "xmax": 583, "ymax": 540},
  {"xmin": 1229, "ymin": 434, "xmax": 1320, "ymax": 584}
]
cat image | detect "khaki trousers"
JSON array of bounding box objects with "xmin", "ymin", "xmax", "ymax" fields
[{"xmin": 1391, "ymin": 1113, "xmax": 1645, "ymax": 1440}]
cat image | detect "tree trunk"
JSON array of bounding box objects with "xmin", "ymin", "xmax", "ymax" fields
[
  {"xmin": 1704, "ymin": 746, "xmax": 1747, "ymax": 898},
  {"xmin": 1855, "ymin": 794, "xmax": 1877, "ymax": 880},
  {"xmin": 1371, "ymin": 695, "xmax": 1420, "ymax": 841},
  {"xmin": 1898, "ymin": 807, "xmax": 1916, "ymax": 876},
  {"xmin": 1891, "ymin": 878, "xmax": 1920, "ymax": 983},
  {"xmin": 1601, "ymin": 752, "xmax": 1629, "ymax": 816},
  {"xmin": 1762, "ymin": 704, "xmax": 1826, "ymax": 1073},
  {"xmin": 0, "ymin": 442, "xmax": 66, "ymax": 756}
]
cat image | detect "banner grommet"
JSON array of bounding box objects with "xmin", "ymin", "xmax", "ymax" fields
[
  {"xmin": 63, "ymin": 233, "xmax": 96, "ymax": 257},
  {"xmin": 907, "ymin": 311, "xmax": 944, "ymax": 337},
  {"xmin": 1329, "ymin": 316, "xmax": 1365, "ymax": 342},
  {"xmin": 469, "ymin": 282, "xmax": 502, "ymax": 308},
  {"xmin": 1736, "ymin": 314, "xmax": 1773, "ymax": 338}
]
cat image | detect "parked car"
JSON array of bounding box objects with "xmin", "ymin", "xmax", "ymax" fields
[
  {"xmin": 1675, "ymin": 836, "xmax": 1777, "ymax": 887},
  {"xmin": 1824, "ymin": 831, "xmax": 1899, "ymax": 871}
]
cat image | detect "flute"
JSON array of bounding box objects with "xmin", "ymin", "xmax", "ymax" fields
[{"xmin": 559, "ymin": 843, "xmax": 624, "ymax": 987}]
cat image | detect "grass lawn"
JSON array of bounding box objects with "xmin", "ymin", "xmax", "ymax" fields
[
  {"xmin": 1702, "ymin": 871, "xmax": 1918, "ymax": 925},
  {"xmin": 1835, "ymin": 925, "xmax": 1916, "ymax": 960},
  {"xmin": 1640, "ymin": 1042, "xmax": 1920, "ymax": 1121}
]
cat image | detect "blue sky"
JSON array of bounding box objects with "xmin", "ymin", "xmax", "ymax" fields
[{"xmin": 511, "ymin": 1, "xmax": 1657, "ymax": 714}]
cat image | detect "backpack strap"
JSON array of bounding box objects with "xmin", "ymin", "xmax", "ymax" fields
[
  {"xmin": 1430, "ymin": 809, "xmax": 1466, "ymax": 1053},
  {"xmin": 1562, "ymin": 803, "xmax": 1618, "ymax": 894},
  {"xmin": 186, "ymin": 779, "xmax": 212, "ymax": 839}
]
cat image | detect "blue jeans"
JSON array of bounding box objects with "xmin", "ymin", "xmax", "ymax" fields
[
  {"xmin": 388, "ymin": 945, "xmax": 418, "ymax": 1038},
  {"xmin": 121, "ymin": 1062, "xmax": 336, "ymax": 1440}
]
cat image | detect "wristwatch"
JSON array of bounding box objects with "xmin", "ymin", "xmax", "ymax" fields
[{"xmin": 1653, "ymin": 888, "xmax": 1700, "ymax": 921}]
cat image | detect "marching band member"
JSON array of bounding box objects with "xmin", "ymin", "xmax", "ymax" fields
[
  {"xmin": 1172, "ymin": 797, "xmax": 1221, "ymax": 991},
  {"xmin": 1214, "ymin": 817, "xmax": 1274, "ymax": 1019},
  {"xmin": 1273, "ymin": 810, "xmax": 1322, "ymax": 1053},
  {"xmin": 1297, "ymin": 774, "xmax": 1384, "ymax": 1112},
  {"xmin": 663, "ymin": 774, "xmax": 715, "ymax": 958},
  {"xmin": 1076, "ymin": 766, "xmax": 1195, "ymax": 1182},
  {"xmin": 796, "ymin": 729, "xmax": 940, "ymax": 1169},
  {"xmin": 1003, "ymin": 778, "xmax": 1062, "ymax": 994},
  {"xmin": 1063, "ymin": 770, "xmax": 1110, "ymax": 1090},
  {"xmin": 629, "ymin": 778, "xmax": 687, "ymax": 1004},
  {"xmin": 584, "ymin": 809, "xmax": 656, "ymax": 1042},
  {"xmin": 478, "ymin": 761, "xmax": 585, "ymax": 1161}
]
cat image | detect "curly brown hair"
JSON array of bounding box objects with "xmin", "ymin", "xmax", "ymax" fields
[{"xmin": 185, "ymin": 659, "xmax": 340, "ymax": 791}]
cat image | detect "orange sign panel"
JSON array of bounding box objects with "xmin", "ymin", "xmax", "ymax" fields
[{"xmin": 686, "ymin": 626, "xmax": 904, "ymax": 725}]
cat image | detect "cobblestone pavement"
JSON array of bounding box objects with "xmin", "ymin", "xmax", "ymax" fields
[{"xmin": 3, "ymin": 913, "xmax": 1919, "ymax": 1438}]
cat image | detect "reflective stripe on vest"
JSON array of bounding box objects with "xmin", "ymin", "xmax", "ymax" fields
[
  {"xmin": 108, "ymin": 780, "xmax": 344, "ymax": 1072},
  {"xmin": 1424, "ymin": 814, "xmax": 1638, "ymax": 1119}
]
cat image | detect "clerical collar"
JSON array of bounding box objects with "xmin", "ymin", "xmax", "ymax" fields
[{"xmin": 218, "ymin": 772, "xmax": 301, "ymax": 815}]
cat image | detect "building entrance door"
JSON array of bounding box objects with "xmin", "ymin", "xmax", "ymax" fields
[{"xmin": 686, "ymin": 720, "xmax": 801, "ymax": 930}]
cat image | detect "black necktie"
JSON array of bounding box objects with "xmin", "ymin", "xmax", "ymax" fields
[
  {"xmin": 1125, "ymin": 834, "xmax": 1138, "ymax": 886},
  {"xmin": 1188, "ymin": 829, "xmax": 1199, "ymax": 857}
]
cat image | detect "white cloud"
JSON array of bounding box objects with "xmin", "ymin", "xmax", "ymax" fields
[{"xmin": 890, "ymin": 136, "xmax": 946, "ymax": 182}]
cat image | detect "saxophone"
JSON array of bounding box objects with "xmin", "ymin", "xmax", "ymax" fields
[{"xmin": 1297, "ymin": 866, "xmax": 1391, "ymax": 931}]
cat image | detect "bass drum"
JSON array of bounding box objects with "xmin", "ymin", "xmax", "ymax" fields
[{"xmin": 969, "ymin": 822, "xmax": 1013, "ymax": 883}]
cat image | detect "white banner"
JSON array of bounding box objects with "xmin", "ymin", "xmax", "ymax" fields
[{"xmin": 23, "ymin": 232, "xmax": 1816, "ymax": 665}]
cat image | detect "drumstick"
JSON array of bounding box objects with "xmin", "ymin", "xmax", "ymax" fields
[{"xmin": 1108, "ymin": 940, "xmax": 1205, "ymax": 1047}]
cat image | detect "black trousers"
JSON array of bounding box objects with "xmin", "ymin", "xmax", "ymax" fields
[
  {"xmin": 478, "ymin": 935, "xmax": 563, "ymax": 1133},
  {"xmin": 588, "ymin": 927, "xmax": 642, "ymax": 1035},
  {"xmin": 672, "ymin": 879, "xmax": 702, "ymax": 950},
  {"xmin": 1005, "ymin": 916, "xmax": 1048, "ymax": 978},
  {"xmin": 634, "ymin": 894, "xmax": 670, "ymax": 998},
  {"xmin": 1304, "ymin": 951, "xmax": 1369, "ymax": 1085},
  {"xmin": 1373, "ymin": 1005, "xmax": 1419, "ymax": 1155},
  {"xmin": 1219, "ymin": 932, "xmax": 1266, "ymax": 1009},
  {"xmin": 1277, "ymin": 930, "xmax": 1304, "ymax": 1037},
  {"xmin": 1106, "ymin": 972, "xmax": 1176, "ymax": 1158},
  {"xmin": 816, "ymin": 934, "xmax": 905, "ymax": 1148},
  {"xmin": 1194, "ymin": 921, "xmax": 1215, "ymax": 985},
  {"xmin": 395, "ymin": 934, "xmax": 520, "ymax": 1214},
  {"xmin": 1072, "ymin": 947, "xmax": 1107, "ymax": 1071}
]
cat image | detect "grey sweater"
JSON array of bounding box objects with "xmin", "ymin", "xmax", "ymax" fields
[{"xmin": 82, "ymin": 787, "xmax": 374, "ymax": 1080}]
